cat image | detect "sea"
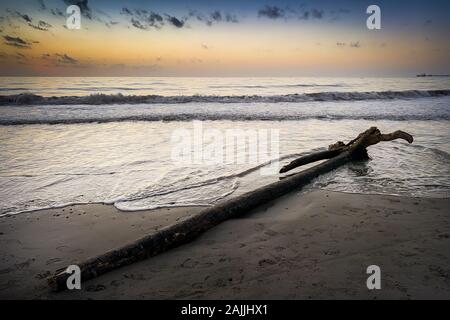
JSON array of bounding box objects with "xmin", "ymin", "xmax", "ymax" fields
[{"xmin": 0, "ymin": 76, "xmax": 449, "ymax": 216}]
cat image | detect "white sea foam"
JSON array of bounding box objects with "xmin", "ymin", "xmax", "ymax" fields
[
  {"xmin": 0, "ymin": 95, "xmax": 449, "ymax": 125},
  {"xmin": 1, "ymin": 89, "xmax": 449, "ymax": 107}
]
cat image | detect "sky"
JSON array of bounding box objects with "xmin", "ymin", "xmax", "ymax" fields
[{"xmin": 0, "ymin": 0, "xmax": 449, "ymax": 76}]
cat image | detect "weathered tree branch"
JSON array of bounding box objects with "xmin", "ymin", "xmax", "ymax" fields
[{"xmin": 280, "ymin": 127, "xmax": 413, "ymax": 174}]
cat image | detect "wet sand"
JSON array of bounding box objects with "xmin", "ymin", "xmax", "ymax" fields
[{"xmin": 0, "ymin": 190, "xmax": 449, "ymax": 299}]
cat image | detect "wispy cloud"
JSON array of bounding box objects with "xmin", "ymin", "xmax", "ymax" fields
[
  {"xmin": 7, "ymin": 9, "xmax": 53, "ymax": 31},
  {"xmin": 189, "ymin": 10, "xmax": 239, "ymax": 26},
  {"xmin": 42, "ymin": 53, "xmax": 79, "ymax": 66},
  {"xmin": 3, "ymin": 35, "xmax": 32, "ymax": 48},
  {"xmin": 50, "ymin": 8, "xmax": 64, "ymax": 17},
  {"xmin": 37, "ymin": 0, "xmax": 46, "ymax": 10},
  {"xmin": 165, "ymin": 15, "xmax": 185, "ymax": 28},
  {"xmin": 257, "ymin": 5, "xmax": 328, "ymax": 21},
  {"xmin": 258, "ymin": 6, "xmax": 285, "ymax": 19},
  {"xmin": 311, "ymin": 9, "xmax": 324, "ymax": 19},
  {"xmin": 57, "ymin": 53, "xmax": 78, "ymax": 64},
  {"xmin": 121, "ymin": 8, "xmax": 165, "ymax": 30},
  {"xmin": 297, "ymin": 8, "xmax": 325, "ymax": 20},
  {"xmin": 29, "ymin": 20, "xmax": 52, "ymax": 31},
  {"xmin": 336, "ymin": 41, "xmax": 361, "ymax": 48},
  {"xmin": 15, "ymin": 11, "xmax": 32, "ymax": 23},
  {"xmin": 122, "ymin": 7, "xmax": 217, "ymax": 30}
]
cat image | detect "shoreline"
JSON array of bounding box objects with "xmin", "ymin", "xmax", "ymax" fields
[
  {"xmin": 1, "ymin": 190, "xmax": 449, "ymax": 299},
  {"xmin": 2, "ymin": 187, "xmax": 448, "ymax": 219}
]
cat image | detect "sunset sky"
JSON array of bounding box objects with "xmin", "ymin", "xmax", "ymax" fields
[{"xmin": 0, "ymin": 0, "xmax": 449, "ymax": 76}]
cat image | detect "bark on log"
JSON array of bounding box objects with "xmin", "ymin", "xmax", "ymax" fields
[
  {"xmin": 278, "ymin": 149, "xmax": 342, "ymax": 173},
  {"xmin": 48, "ymin": 126, "xmax": 413, "ymax": 292}
]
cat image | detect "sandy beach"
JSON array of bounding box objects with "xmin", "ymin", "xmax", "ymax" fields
[{"xmin": 1, "ymin": 190, "xmax": 449, "ymax": 300}]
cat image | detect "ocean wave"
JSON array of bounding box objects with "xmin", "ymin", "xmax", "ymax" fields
[
  {"xmin": 0, "ymin": 89, "xmax": 448, "ymax": 105},
  {"xmin": 0, "ymin": 151, "xmax": 303, "ymax": 216},
  {"xmin": 54, "ymin": 87, "xmax": 155, "ymax": 91},
  {"xmin": 207, "ymin": 83, "xmax": 344, "ymax": 89},
  {"xmin": 0, "ymin": 113, "xmax": 449, "ymax": 125}
]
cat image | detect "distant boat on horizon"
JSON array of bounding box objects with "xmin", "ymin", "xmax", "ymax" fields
[{"xmin": 416, "ymin": 73, "xmax": 450, "ymax": 77}]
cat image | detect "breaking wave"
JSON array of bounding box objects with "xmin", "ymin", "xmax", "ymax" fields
[
  {"xmin": 1, "ymin": 113, "xmax": 450, "ymax": 126},
  {"xmin": 1, "ymin": 89, "xmax": 449, "ymax": 105},
  {"xmin": 207, "ymin": 83, "xmax": 344, "ymax": 89}
]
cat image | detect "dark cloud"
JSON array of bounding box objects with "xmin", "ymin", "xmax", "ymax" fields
[
  {"xmin": 3, "ymin": 35, "xmax": 32, "ymax": 48},
  {"xmin": 39, "ymin": 20, "xmax": 51, "ymax": 28},
  {"xmin": 106, "ymin": 21, "xmax": 119, "ymax": 27},
  {"xmin": 424, "ymin": 19, "xmax": 432, "ymax": 26},
  {"xmin": 311, "ymin": 9, "xmax": 323, "ymax": 19},
  {"xmin": 258, "ymin": 6, "xmax": 285, "ymax": 19},
  {"xmin": 11, "ymin": 10, "xmax": 52, "ymax": 31},
  {"xmin": 15, "ymin": 11, "xmax": 32, "ymax": 23},
  {"xmin": 211, "ymin": 11, "xmax": 222, "ymax": 22},
  {"xmin": 42, "ymin": 53, "xmax": 79, "ymax": 65},
  {"xmin": 37, "ymin": 0, "xmax": 46, "ymax": 10},
  {"xmin": 298, "ymin": 11, "xmax": 310, "ymax": 20},
  {"xmin": 121, "ymin": 8, "xmax": 132, "ymax": 16},
  {"xmin": 51, "ymin": 8, "xmax": 64, "ymax": 17},
  {"xmin": 15, "ymin": 52, "xmax": 26, "ymax": 60},
  {"xmin": 211, "ymin": 11, "xmax": 238, "ymax": 23},
  {"xmin": 165, "ymin": 15, "xmax": 185, "ymax": 28},
  {"xmin": 130, "ymin": 18, "xmax": 145, "ymax": 30},
  {"xmin": 257, "ymin": 6, "xmax": 325, "ymax": 21},
  {"xmin": 29, "ymin": 20, "xmax": 52, "ymax": 31},
  {"xmin": 122, "ymin": 8, "xmax": 164, "ymax": 30},
  {"xmin": 188, "ymin": 10, "xmax": 238, "ymax": 26},
  {"xmin": 56, "ymin": 53, "xmax": 78, "ymax": 64},
  {"xmin": 224, "ymin": 13, "xmax": 239, "ymax": 23},
  {"xmin": 188, "ymin": 10, "xmax": 212, "ymax": 26},
  {"xmin": 64, "ymin": 0, "xmax": 92, "ymax": 19}
]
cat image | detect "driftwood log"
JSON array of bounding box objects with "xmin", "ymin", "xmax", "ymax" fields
[{"xmin": 48, "ymin": 126, "xmax": 413, "ymax": 291}]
